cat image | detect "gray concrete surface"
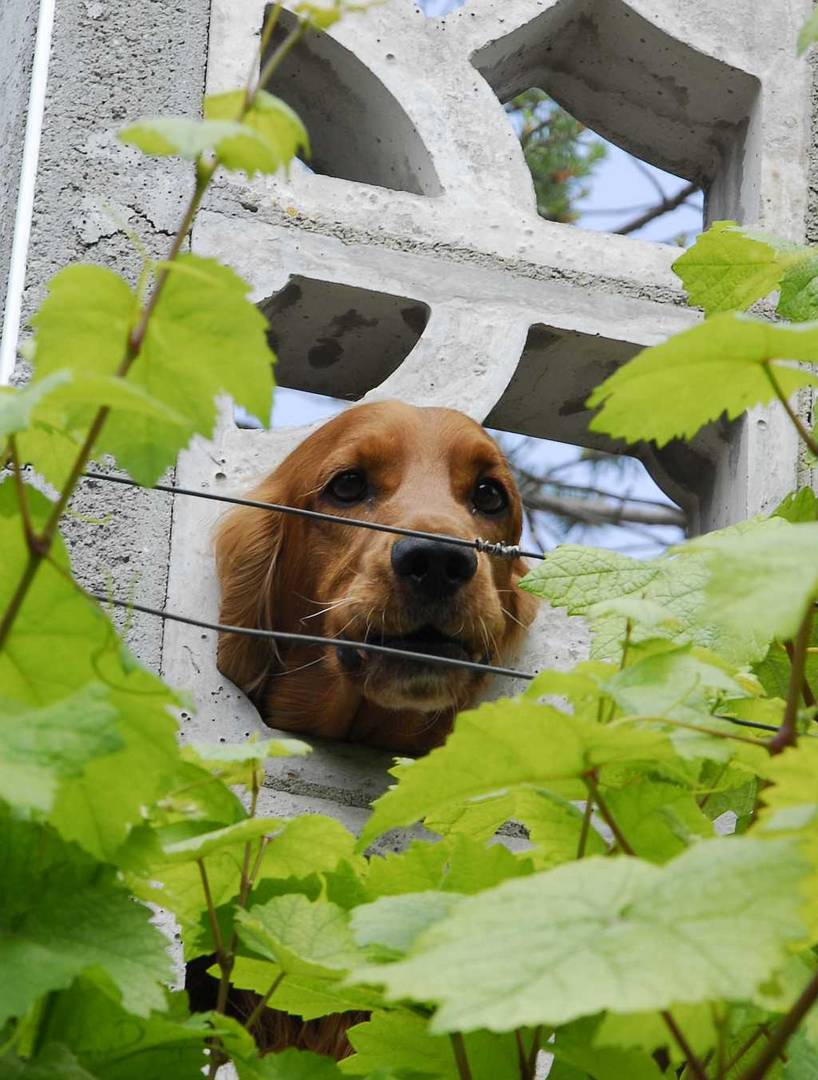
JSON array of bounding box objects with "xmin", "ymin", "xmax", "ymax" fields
[
  {"xmin": 0, "ymin": 0, "xmax": 38, "ymax": 321},
  {"xmin": 18, "ymin": 0, "xmax": 212, "ymax": 669},
  {"xmin": 6, "ymin": 0, "xmax": 817, "ymax": 837},
  {"xmin": 162, "ymin": 0, "xmax": 816, "ymax": 830}
]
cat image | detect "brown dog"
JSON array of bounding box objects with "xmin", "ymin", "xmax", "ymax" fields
[{"xmin": 215, "ymin": 401, "xmax": 537, "ymax": 753}]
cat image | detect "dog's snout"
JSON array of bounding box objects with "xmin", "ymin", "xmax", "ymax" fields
[{"xmin": 391, "ymin": 538, "xmax": 478, "ymax": 597}]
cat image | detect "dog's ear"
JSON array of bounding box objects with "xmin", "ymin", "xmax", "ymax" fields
[{"xmin": 214, "ymin": 474, "xmax": 288, "ymax": 701}]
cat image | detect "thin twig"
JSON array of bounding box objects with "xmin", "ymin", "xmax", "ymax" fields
[
  {"xmin": 784, "ymin": 639, "xmax": 817, "ymax": 708},
  {"xmin": 584, "ymin": 772, "xmax": 634, "ymax": 855},
  {"xmin": 514, "ymin": 1029, "xmax": 531, "ymax": 1079},
  {"xmin": 450, "ymin": 1033, "xmax": 473, "ymax": 1080},
  {"xmin": 661, "ymin": 1010, "xmax": 709, "ymax": 1080},
  {"xmin": 577, "ymin": 797, "xmax": 594, "ymax": 859},
  {"xmin": 244, "ymin": 972, "xmax": 286, "ymax": 1033},
  {"xmin": 739, "ymin": 969, "xmax": 818, "ymax": 1080},
  {"xmin": 615, "ymin": 181, "xmax": 700, "ymax": 236},
  {"xmin": 527, "ymin": 1027, "xmax": 543, "ymax": 1078},
  {"xmin": 770, "ymin": 605, "xmax": 814, "ymax": 754},
  {"xmin": 762, "ymin": 363, "xmax": 818, "ymax": 459}
]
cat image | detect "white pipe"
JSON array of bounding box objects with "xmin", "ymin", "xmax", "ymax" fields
[{"xmin": 0, "ymin": 0, "xmax": 56, "ymax": 385}]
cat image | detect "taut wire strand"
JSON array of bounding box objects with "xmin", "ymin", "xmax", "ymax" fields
[{"xmin": 81, "ymin": 471, "xmax": 546, "ymax": 561}]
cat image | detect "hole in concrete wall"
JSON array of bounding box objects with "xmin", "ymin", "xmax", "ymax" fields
[
  {"xmin": 473, "ymin": 0, "xmax": 760, "ymax": 228},
  {"xmin": 507, "ymin": 90, "xmax": 704, "ymax": 246},
  {"xmin": 258, "ymin": 276, "xmax": 430, "ymax": 402},
  {"xmin": 485, "ymin": 323, "xmax": 707, "ymax": 533},
  {"xmin": 262, "ymin": 7, "xmax": 442, "ymax": 195}
]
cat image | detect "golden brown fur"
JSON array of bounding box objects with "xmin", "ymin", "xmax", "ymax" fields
[{"xmin": 214, "ymin": 400, "xmax": 538, "ymax": 754}]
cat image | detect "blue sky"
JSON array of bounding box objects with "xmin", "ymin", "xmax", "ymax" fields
[{"xmin": 268, "ymin": 0, "xmax": 696, "ymax": 554}]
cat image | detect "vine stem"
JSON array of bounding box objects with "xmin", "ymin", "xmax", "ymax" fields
[
  {"xmin": 762, "ymin": 362, "xmax": 818, "ymax": 459},
  {"xmin": 450, "ymin": 1033, "xmax": 473, "ymax": 1080},
  {"xmin": 738, "ymin": 968, "xmax": 818, "ymax": 1080},
  {"xmin": 784, "ymin": 639, "xmax": 817, "ymax": 708},
  {"xmin": 244, "ymin": 971, "xmax": 286, "ymax": 1033},
  {"xmin": 769, "ymin": 605, "xmax": 814, "ymax": 755},
  {"xmin": 660, "ymin": 1011, "xmax": 709, "ymax": 1080},
  {"xmin": 576, "ymin": 796, "xmax": 594, "ymax": 859},
  {"xmin": 583, "ymin": 772, "xmax": 634, "ymax": 855},
  {"xmin": 0, "ymin": 16, "xmax": 305, "ymax": 656}
]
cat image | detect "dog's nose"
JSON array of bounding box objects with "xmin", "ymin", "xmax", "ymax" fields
[{"xmin": 391, "ymin": 538, "xmax": 478, "ymax": 597}]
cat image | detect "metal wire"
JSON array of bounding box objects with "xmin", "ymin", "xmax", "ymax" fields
[
  {"xmin": 92, "ymin": 592, "xmax": 787, "ymax": 736},
  {"xmin": 82, "ymin": 473, "xmax": 791, "ymax": 738},
  {"xmin": 82, "ymin": 470, "xmax": 543, "ymax": 561},
  {"xmin": 91, "ymin": 593, "xmax": 534, "ymax": 682}
]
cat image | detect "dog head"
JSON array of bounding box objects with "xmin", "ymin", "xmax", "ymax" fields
[{"xmin": 215, "ymin": 401, "xmax": 537, "ymax": 751}]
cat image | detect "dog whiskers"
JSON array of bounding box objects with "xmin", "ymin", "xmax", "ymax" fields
[{"xmin": 500, "ymin": 605, "xmax": 527, "ymax": 630}]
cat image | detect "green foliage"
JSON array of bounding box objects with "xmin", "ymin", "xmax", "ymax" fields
[
  {"xmin": 798, "ymin": 8, "xmax": 818, "ymax": 54},
  {"xmin": 507, "ymin": 89, "xmax": 607, "ymax": 223},
  {"xmin": 5, "ymin": 11, "xmax": 818, "ymax": 1080}
]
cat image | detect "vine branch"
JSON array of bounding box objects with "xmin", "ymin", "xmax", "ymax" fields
[
  {"xmin": 770, "ymin": 604, "xmax": 814, "ymax": 754},
  {"xmin": 739, "ymin": 968, "xmax": 818, "ymax": 1080}
]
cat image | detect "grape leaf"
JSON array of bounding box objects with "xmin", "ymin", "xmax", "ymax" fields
[
  {"xmin": 256, "ymin": 814, "xmax": 357, "ymax": 882},
  {"xmin": 348, "ymin": 838, "xmax": 808, "ymax": 1033},
  {"xmin": 689, "ymin": 519, "xmax": 818, "ymax": 644},
  {"xmin": 0, "ymin": 819, "xmax": 171, "ymax": 1025},
  {"xmin": 0, "ymin": 372, "xmax": 70, "ymax": 438},
  {"xmin": 586, "ymin": 314, "xmax": 818, "ymax": 447},
  {"xmin": 358, "ymin": 698, "xmax": 673, "ymax": 847},
  {"xmin": 122, "ymin": 90, "xmax": 308, "ymax": 178},
  {"xmin": 204, "ymin": 89, "xmax": 309, "ymax": 173},
  {"xmin": 351, "ymin": 892, "xmax": 463, "ymax": 955},
  {"xmin": 520, "ymin": 546, "xmax": 658, "ymax": 612},
  {"xmin": 27, "ymin": 257, "xmax": 274, "ymax": 484},
  {"xmin": 798, "ymin": 8, "xmax": 818, "ymax": 53},
  {"xmin": 183, "ymin": 735, "xmax": 310, "ymax": 788},
  {"xmin": 774, "ymin": 487, "xmax": 818, "ymax": 523},
  {"xmin": 671, "ymin": 221, "xmax": 800, "ymax": 316},
  {"xmin": 0, "ymin": 483, "xmax": 182, "ymax": 859},
  {"xmin": 152, "ymin": 816, "xmax": 282, "ymax": 863},
  {"xmin": 30, "ymin": 980, "xmax": 212, "ymax": 1080},
  {"xmin": 236, "ymin": 1047, "xmax": 345, "ymax": 1080},
  {"xmin": 0, "ymin": 684, "xmax": 122, "ymax": 812},
  {"xmin": 342, "ymin": 1010, "xmax": 525, "ymax": 1079},
  {"xmin": 236, "ymin": 894, "xmax": 362, "ymax": 978},
  {"xmin": 0, "ymin": 1044, "xmax": 98, "ymax": 1079},
  {"xmin": 603, "ymin": 780, "xmax": 712, "ymax": 862},
  {"xmin": 778, "ymin": 255, "xmax": 818, "ymax": 322},
  {"xmin": 227, "ymin": 955, "xmax": 383, "ymax": 1021}
]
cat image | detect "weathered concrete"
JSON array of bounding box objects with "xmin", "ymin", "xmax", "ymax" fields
[
  {"xmin": 20, "ymin": 0, "xmax": 212, "ymax": 669},
  {"xmin": 0, "ymin": 0, "xmax": 38, "ymax": 321},
  {"xmin": 158, "ymin": 0, "xmax": 817, "ymax": 830}
]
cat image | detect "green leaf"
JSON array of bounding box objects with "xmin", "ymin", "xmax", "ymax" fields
[
  {"xmin": 348, "ymin": 838, "xmax": 808, "ymax": 1034},
  {"xmin": 691, "ymin": 519, "xmax": 818, "ymax": 644},
  {"xmin": 27, "ymin": 256, "xmax": 274, "ymax": 485},
  {"xmin": 342, "ymin": 1010, "xmax": 525, "ymax": 1080},
  {"xmin": 798, "ymin": 8, "xmax": 818, "ymax": 53},
  {"xmin": 256, "ymin": 814, "xmax": 357, "ymax": 882},
  {"xmin": 778, "ymin": 255, "xmax": 818, "ymax": 321},
  {"xmin": 671, "ymin": 221, "xmax": 800, "ymax": 316},
  {"xmin": 29, "ymin": 980, "xmax": 215, "ymax": 1080},
  {"xmin": 0, "ymin": 372, "xmax": 70, "ymax": 439},
  {"xmin": 359, "ymin": 698, "xmax": 673, "ymax": 848},
  {"xmin": 155, "ymin": 817, "xmax": 282, "ymax": 863},
  {"xmin": 602, "ymin": 643, "xmax": 746, "ymax": 723},
  {"xmin": 774, "ymin": 487, "xmax": 818, "ymax": 523},
  {"xmin": 363, "ymin": 835, "xmax": 532, "ymax": 899},
  {"xmin": 0, "ymin": 684, "xmax": 122, "ymax": 812},
  {"xmin": 0, "ymin": 484, "xmax": 181, "ymax": 859},
  {"xmin": 0, "ymin": 1044, "xmax": 97, "ymax": 1079},
  {"xmin": 236, "ymin": 1047, "xmax": 345, "ymax": 1080},
  {"xmin": 228, "ymin": 954, "xmax": 383, "ymax": 1021},
  {"xmin": 351, "ymin": 892, "xmax": 463, "ymax": 955},
  {"xmin": 603, "ymin": 780, "xmax": 712, "ymax": 862},
  {"xmin": 236, "ymin": 894, "xmax": 362, "ymax": 978},
  {"xmin": 183, "ymin": 735, "xmax": 310, "ymax": 787},
  {"xmin": 520, "ymin": 546, "xmax": 658, "ymax": 612},
  {"xmin": 204, "ymin": 89, "xmax": 309, "ymax": 173},
  {"xmin": 551, "ymin": 1017, "xmax": 665, "ymax": 1080},
  {"xmin": 587, "ymin": 313, "xmax": 818, "ymax": 447},
  {"xmin": 0, "ymin": 819, "xmax": 172, "ymax": 1025}
]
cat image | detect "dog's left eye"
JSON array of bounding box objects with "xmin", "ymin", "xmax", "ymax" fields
[
  {"xmin": 472, "ymin": 478, "xmax": 508, "ymax": 515},
  {"xmin": 326, "ymin": 469, "xmax": 368, "ymax": 503}
]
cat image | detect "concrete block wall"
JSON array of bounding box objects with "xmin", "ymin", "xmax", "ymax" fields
[
  {"xmin": 161, "ymin": 0, "xmax": 817, "ymax": 829},
  {"xmin": 6, "ymin": 0, "xmax": 816, "ymax": 835}
]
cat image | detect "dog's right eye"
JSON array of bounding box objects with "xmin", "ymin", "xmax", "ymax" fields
[{"xmin": 326, "ymin": 469, "xmax": 368, "ymax": 504}]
